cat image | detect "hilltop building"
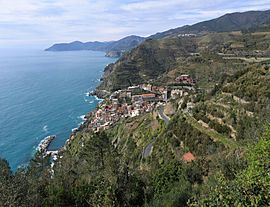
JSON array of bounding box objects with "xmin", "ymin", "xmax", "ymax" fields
[{"xmin": 176, "ymin": 74, "xmax": 196, "ymax": 85}]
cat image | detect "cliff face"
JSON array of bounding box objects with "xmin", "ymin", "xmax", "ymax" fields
[
  {"xmin": 98, "ymin": 37, "xmax": 197, "ymax": 91},
  {"xmin": 98, "ymin": 24, "xmax": 270, "ymax": 93}
]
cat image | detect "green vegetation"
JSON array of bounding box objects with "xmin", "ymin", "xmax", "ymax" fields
[
  {"xmin": 1, "ymin": 19, "xmax": 270, "ymax": 206},
  {"xmin": 189, "ymin": 127, "xmax": 270, "ymax": 207},
  {"xmin": 2, "ymin": 123, "xmax": 270, "ymax": 206},
  {"xmin": 184, "ymin": 113, "xmax": 238, "ymax": 149}
]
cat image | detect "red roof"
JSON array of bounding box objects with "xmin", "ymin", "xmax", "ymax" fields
[
  {"xmin": 182, "ymin": 152, "xmax": 195, "ymax": 162},
  {"xmin": 142, "ymin": 93, "xmax": 155, "ymax": 98}
]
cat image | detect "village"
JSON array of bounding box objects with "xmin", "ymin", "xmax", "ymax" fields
[{"xmin": 86, "ymin": 74, "xmax": 197, "ymax": 132}]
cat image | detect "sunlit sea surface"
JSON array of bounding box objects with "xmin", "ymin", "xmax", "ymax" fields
[{"xmin": 0, "ymin": 49, "xmax": 116, "ymax": 170}]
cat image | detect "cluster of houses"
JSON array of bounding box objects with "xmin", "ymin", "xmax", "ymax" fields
[
  {"xmin": 86, "ymin": 74, "xmax": 196, "ymax": 132},
  {"xmin": 178, "ymin": 33, "xmax": 197, "ymax": 37},
  {"xmin": 87, "ymin": 100, "xmax": 156, "ymax": 132},
  {"xmin": 175, "ymin": 74, "xmax": 196, "ymax": 85}
]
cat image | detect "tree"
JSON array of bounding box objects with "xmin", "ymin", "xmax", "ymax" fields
[{"xmin": 189, "ymin": 127, "xmax": 270, "ymax": 207}]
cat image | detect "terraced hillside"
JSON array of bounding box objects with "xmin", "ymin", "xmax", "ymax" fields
[
  {"xmin": 1, "ymin": 13, "xmax": 270, "ymax": 207},
  {"xmin": 98, "ymin": 26, "xmax": 270, "ymax": 93}
]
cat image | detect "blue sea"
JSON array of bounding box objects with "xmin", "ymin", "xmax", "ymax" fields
[{"xmin": 0, "ymin": 49, "xmax": 116, "ymax": 171}]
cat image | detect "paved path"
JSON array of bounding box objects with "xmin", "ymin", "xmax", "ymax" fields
[
  {"xmin": 158, "ymin": 106, "xmax": 170, "ymax": 125},
  {"xmin": 142, "ymin": 106, "xmax": 171, "ymax": 159},
  {"xmin": 142, "ymin": 143, "xmax": 154, "ymax": 158}
]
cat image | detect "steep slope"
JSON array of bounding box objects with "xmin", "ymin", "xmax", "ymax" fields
[
  {"xmin": 98, "ymin": 25, "xmax": 270, "ymax": 93},
  {"xmin": 106, "ymin": 35, "xmax": 145, "ymax": 52},
  {"xmin": 150, "ymin": 9, "xmax": 270, "ymax": 39},
  {"xmin": 98, "ymin": 37, "xmax": 197, "ymax": 91},
  {"xmin": 1, "ymin": 9, "xmax": 270, "ymax": 207}
]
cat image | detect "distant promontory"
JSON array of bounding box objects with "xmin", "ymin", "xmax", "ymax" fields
[{"xmin": 45, "ymin": 35, "xmax": 145, "ymax": 57}]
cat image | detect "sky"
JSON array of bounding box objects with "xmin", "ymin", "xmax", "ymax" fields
[{"xmin": 0, "ymin": 0, "xmax": 269, "ymax": 48}]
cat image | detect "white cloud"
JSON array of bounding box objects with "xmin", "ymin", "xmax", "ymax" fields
[
  {"xmin": 121, "ymin": 0, "xmax": 228, "ymax": 11},
  {"xmin": 0, "ymin": 0, "xmax": 269, "ymax": 47}
]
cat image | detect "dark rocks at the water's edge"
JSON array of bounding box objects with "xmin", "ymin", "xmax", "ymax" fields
[{"xmin": 88, "ymin": 89, "xmax": 110, "ymax": 99}]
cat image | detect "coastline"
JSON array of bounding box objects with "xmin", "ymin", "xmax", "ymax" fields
[
  {"xmin": 52, "ymin": 70, "xmax": 110, "ymax": 154},
  {"xmin": 63, "ymin": 94, "xmax": 103, "ymax": 147},
  {"xmin": 33, "ymin": 81, "xmax": 108, "ymax": 169},
  {"xmin": 0, "ymin": 49, "xmax": 117, "ymax": 171},
  {"xmin": 32, "ymin": 57, "xmax": 113, "ymax": 165}
]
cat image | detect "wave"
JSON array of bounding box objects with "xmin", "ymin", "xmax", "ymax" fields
[
  {"xmin": 84, "ymin": 96, "xmax": 95, "ymax": 105},
  {"xmin": 72, "ymin": 128, "xmax": 78, "ymax": 132},
  {"xmin": 78, "ymin": 115, "xmax": 86, "ymax": 121},
  {"xmin": 17, "ymin": 163, "xmax": 28, "ymax": 169},
  {"xmin": 84, "ymin": 91, "xmax": 92, "ymax": 97},
  {"xmin": 94, "ymin": 95, "xmax": 103, "ymax": 102},
  {"xmin": 77, "ymin": 122, "xmax": 84, "ymax": 127},
  {"xmin": 43, "ymin": 125, "xmax": 49, "ymax": 133}
]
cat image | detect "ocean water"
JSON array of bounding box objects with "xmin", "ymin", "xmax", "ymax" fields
[{"xmin": 0, "ymin": 49, "xmax": 116, "ymax": 170}]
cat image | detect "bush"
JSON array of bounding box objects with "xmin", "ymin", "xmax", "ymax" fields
[
  {"xmin": 208, "ymin": 120, "xmax": 230, "ymax": 136},
  {"xmin": 189, "ymin": 127, "xmax": 270, "ymax": 207}
]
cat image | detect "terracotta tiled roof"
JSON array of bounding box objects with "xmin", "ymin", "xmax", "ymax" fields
[
  {"xmin": 142, "ymin": 93, "xmax": 155, "ymax": 97},
  {"xmin": 182, "ymin": 152, "xmax": 195, "ymax": 162}
]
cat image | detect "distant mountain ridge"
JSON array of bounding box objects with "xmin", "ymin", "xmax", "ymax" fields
[
  {"xmin": 97, "ymin": 9, "xmax": 270, "ymax": 92},
  {"xmin": 149, "ymin": 9, "xmax": 270, "ymax": 39},
  {"xmin": 45, "ymin": 9, "xmax": 270, "ymax": 55},
  {"xmin": 45, "ymin": 35, "xmax": 145, "ymax": 57}
]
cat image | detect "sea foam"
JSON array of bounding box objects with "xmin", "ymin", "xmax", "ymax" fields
[{"xmin": 43, "ymin": 125, "xmax": 49, "ymax": 133}]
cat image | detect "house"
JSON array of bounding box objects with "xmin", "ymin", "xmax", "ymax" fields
[
  {"xmin": 132, "ymin": 95, "xmax": 143, "ymax": 103},
  {"xmin": 126, "ymin": 90, "xmax": 132, "ymax": 98},
  {"xmin": 151, "ymin": 86, "xmax": 160, "ymax": 92},
  {"xmin": 171, "ymin": 89, "xmax": 184, "ymax": 99},
  {"xmin": 162, "ymin": 90, "xmax": 168, "ymax": 102},
  {"xmin": 176, "ymin": 75, "xmax": 195, "ymax": 85},
  {"xmin": 112, "ymin": 99, "xmax": 119, "ymax": 109},
  {"xmin": 131, "ymin": 109, "xmax": 140, "ymax": 117},
  {"xmin": 178, "ymin": 33, "xmax": 196, "ymax": 37},
  {"xmin": 182, "ymin": 152, "xmax": 195, "ymax": 162},
  {"xmin": 141, "ymin": 84, "xmax": 152, "ymax": 91},
  {"xmin": 128, "ymin": 85, "xmax": 140, "ymax": 90},
  {"xmin": 157, "ymin": 87, "xmax": 165, "ymax": 93},
  {"xmin": 142, "ymin": 93, "xmax": 156, "ymax": 102}
]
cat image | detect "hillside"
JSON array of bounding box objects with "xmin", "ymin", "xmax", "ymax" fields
[
  {"xmin": 150, "ymin": 9, "xmax": 270, "ymax": 39},
  {"xmin": 45, "ymin": 35, "xmax": 145, "ymax": 57},
  {"xmin": 97, "ymin": 24, "xmax": 270, "ymax": 93},
  {"xmin": 2, "ymin": 55, "xmax": 269, "ymax": 205},
  {"xmin": 44, "ymin": 37, "xmax": 270, "ymax": 205},
  {"xmin": 1, "ymin": 9, "xmax": 270, "ymax": 207},
  {"xmin": 45, "ymin": 41, "xmax": 111, "ymax": 52},
  {"xmin": 97, "ymin": 37, "xmax": 197, "ymax": 91}
]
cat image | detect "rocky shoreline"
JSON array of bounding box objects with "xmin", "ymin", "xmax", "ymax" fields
[
  {"xmin": 89, "ymin": 89, "xmax": 110, "ymax": 99},
  {"xmin": 37, "ymin": 135, "xmax": 56, "ymax": 153}
]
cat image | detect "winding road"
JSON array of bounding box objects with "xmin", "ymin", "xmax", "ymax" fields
[
  {"xmin": 142, "ymin": 142, "xmax": 154, "ymax": 158},
  {"xmin": 158, "ymin": 105, "xmax": 170, "ymax": 125},
  {"xmin": 142, "ymin": 105, "xmax": 171, "ymax": 159}
]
